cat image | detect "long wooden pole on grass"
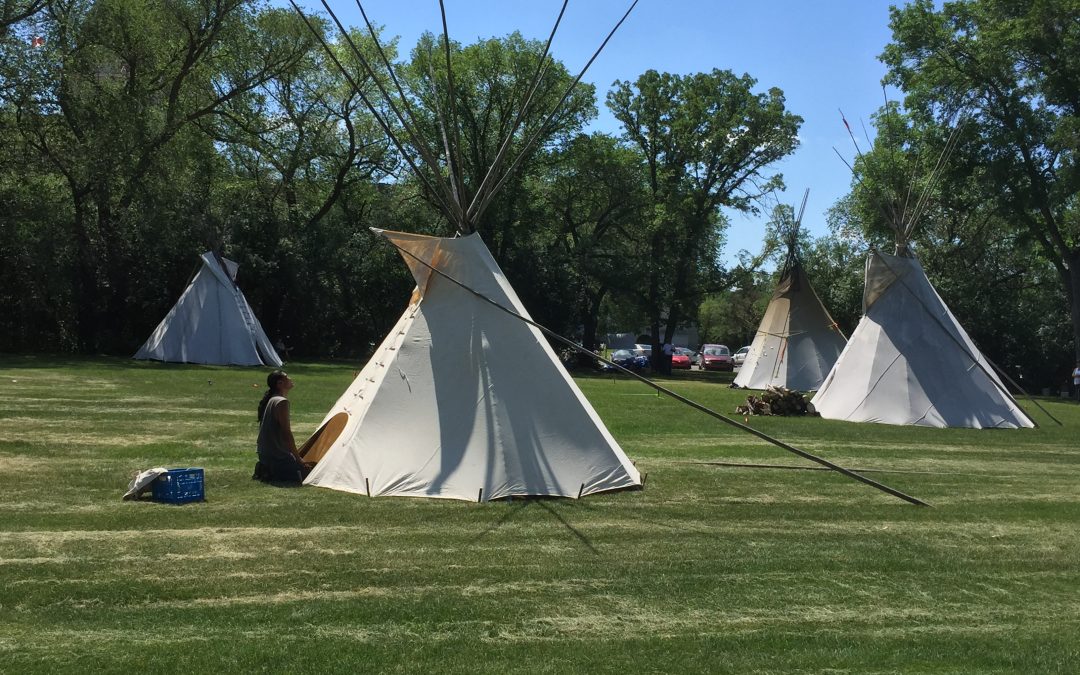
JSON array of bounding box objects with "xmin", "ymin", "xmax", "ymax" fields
[{"xmin": 384, "ymin": 237, "xmax": 930, "ymax": 507}]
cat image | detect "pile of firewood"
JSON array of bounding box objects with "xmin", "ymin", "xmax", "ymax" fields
[{"xmin": 735, "ymin": 386, "xmax": 814, "ymax": 417}]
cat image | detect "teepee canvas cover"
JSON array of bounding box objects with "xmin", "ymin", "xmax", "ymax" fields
[
  {"xmin": 733, "ymin": 262, "xmax": 846, "ymax": 391},
  {"xmin": 301, "ymin": 229, "xmax": 641, "ymax": 500},
  {"xmin": 134, "ymin": 252, "xmax": 282, "ymax": 367},
  {"xmin": 810, "ymin": 250, "xmax": 1033, "ymax": 429}
]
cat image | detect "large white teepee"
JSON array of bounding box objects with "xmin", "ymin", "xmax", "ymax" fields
[
  {"xmin": 134, "ymin": 252, "xmax": 282, "ymax": 367},
  {"xmin": 301, "ymin": 229, "xmax": 641, "ymax": 500},
  {"xmin": 810, "ymin": 249, "xmax": 1033, "ymax": 429},
  {"xmin": 288, "ymin": 1, "xmax": 643, "ymax": 499}
]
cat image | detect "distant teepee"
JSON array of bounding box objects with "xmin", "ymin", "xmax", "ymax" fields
[
  {"xmin": 134, "ymin": 252, "xmax": 282, "ymax": 367},
  {"xmin": 734, "ymin": 191, "xmax": 846, "ymax": 391},
  {"xmin": 811, "ymin": 116, "xmax": 1033, "ymax": 429}
]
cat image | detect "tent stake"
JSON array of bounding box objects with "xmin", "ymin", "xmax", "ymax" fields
[
  {"xmin": 365, "ymin": 478, "xmax": 370, "ymax": 497},
  {"xmin": 477, "ymin": 488, "xmax": 483, "ymax": 503},
  {"xmin": 577, "ymin": 483, "xmax": 584, "ymax": 498},
  {"xmin": 641, "ymin": 472, "xmax": 648, "ymax": 488},
  {"xmin": 387, "ymin": 239, "xmax": 929, "ymax": 507}
]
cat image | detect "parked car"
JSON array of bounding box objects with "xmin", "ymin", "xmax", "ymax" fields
[
  {"xmin": 671, "ymin": 347, "xmax": 694, "ymax": 369},
  {"xmin": 632, "ymin": 343, "xmax": 653, "ymax": 357},
  {"xmin": 732, "ymin": 346, "xmax": 751, "ymax": 366},
  {"xmin": 699, "ymin": 344, "xmax": 733, "ymax": 371},
  {"xmin": 609, "ymin": 348, "xmax": 649, "ymax": 371}
]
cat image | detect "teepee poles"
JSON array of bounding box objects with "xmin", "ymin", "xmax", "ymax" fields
[
  {"xmin": 384, "ymin": 237, "xmax": 929, "ymax": 507},
  {"xmin": 467, "ymin": 0, "xmax": 641, "ymax": 224},
  {"xmin": 288, "ymin": 0, "xmax": 459, "ymax": 223},
  {"xmin": 464, "ymin": 0, "xmax": 569, "ymax": 225},
  {"xmin": 292, "ymin": 0, "xmax": 639, "ymax": 235}
]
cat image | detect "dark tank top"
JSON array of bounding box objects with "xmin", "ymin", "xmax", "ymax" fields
[{"xmin": 257, "ymin": 396, "xmax": 292, "ymax": 461}]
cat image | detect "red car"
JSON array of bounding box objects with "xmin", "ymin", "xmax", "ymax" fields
[
  {"xmin": 699, "ymin": 344, "xmax": 733, "ymax": 371},
  {"xmin": 671, "ymin": 347, "xmax": 693, "ymax": 369}
]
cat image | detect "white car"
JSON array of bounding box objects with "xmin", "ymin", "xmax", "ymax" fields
[{"xmin": 732, "ymin": 346, "xmax": 750, "ymax": 365}]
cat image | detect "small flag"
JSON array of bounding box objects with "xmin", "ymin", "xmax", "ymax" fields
[{"xmin": 31, "ymin": 36, "xmax": 45, "ymax": 48}]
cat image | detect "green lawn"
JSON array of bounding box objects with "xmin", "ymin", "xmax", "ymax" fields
[{"xmin": 1, "ymin": 355, "xmax": 1078, "ymax": 673}]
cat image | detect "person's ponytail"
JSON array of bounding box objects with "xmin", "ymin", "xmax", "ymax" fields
[{"xmin": 257, "ymin": 389, "xmax": 274, "ymax": 422}]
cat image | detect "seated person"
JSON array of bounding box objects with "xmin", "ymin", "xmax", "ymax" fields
[{"xmin": 253, "ymin": 370, "xmax": 312, "ymax": 483}]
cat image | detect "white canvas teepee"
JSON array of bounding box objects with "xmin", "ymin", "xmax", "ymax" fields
[
  {"xmin": 811, "ymin": 249, "xmax": 1033, "ymax": 429},
  {"xmin": 134, "ymin": 252, "xmax": 282, "ymax": 367},
  {"xmin": 287, "ymin": 1, "xmax": 643, "ymax": 500},
  {"xmin": 811, "ymin": 113, "xmax": 1033, "ymax": 429},
  {"xmin": 301, "ymin": 230, "xmax": 641, "ymax": 500},
  {"xmin": 735, "ymin": 194, "xmax": 846, "ymax": 391},
  {"xmin": 734, "ymin": 262, "xmax": 847, "ymax": 391}
]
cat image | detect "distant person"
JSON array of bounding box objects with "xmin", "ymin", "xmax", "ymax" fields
[
  {"xmin": 662, "ymin": 341, "xmax": 673, "ymax": 375},
  {"xmin": 274, "ymin": 336, "xmax": 291, "ymax": 361},
  {"xmin": 1073, "ymin": 361, "xmax": 1080, "ymax": 402},
  {"xmin": 254, "ymin": 370, "xmax": 311, "ymax": 483}
]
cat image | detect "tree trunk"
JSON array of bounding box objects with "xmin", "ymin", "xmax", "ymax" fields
[
  {"xmin": 580, "ymin": 292, "xmax": 602, "ymax": 353},
  {"xmin": 97, "ymin": 184, "xmax": 130, "ymax": 352},
  {"xmin": 70, "ymin": 195, "xmax": 101, "ymax": 352},
  {"xmin": 1068, "ymin": 250, "xmax": 1080, "ymax": 362}
]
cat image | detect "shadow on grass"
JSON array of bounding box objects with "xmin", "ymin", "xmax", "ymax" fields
[
  {"xmin": 569, "ymin": 494, "xmax": 721, "ymax": 535},
  {"xmin": 472, "ymin": 498, "xmax": 599, "ymax": 554}
]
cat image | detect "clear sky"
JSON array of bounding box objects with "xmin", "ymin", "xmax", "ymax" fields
[{"xmin": 312, "ymin": 0, "xmax": 902, "ymax": 264}]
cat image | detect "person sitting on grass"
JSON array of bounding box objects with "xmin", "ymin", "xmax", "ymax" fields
[{"xmin": 253, "ymin": 370, "xmax": 312, "ymax": 483}]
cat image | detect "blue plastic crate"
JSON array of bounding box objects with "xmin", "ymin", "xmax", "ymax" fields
[{"xmin": 152, "ymin": 468, "xmax": 205, "ymax": 504}]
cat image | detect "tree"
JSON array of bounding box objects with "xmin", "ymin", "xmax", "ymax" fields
[
  {"xmin": 0, "ymin": 0, "xmax": 46, "ymax": 35},
  {"xmin": 2, "ymin": 0, "xmax": 315, "ymax": 351},
  {"xmin": 836, "ymin": 109, "xmax": 1069, "ymax": 387},
  {"xmin": 532, "ymin": 132, "xmax": 647, "ymax": 353},
  {"xmin": 606, "ymin": 69, "xmax": 801, "ymax": 366},
  {"xmin": 206, "ymin": 20, "xmax": 398, "ymax": 355},
  {"xmin": 404, "ymin": 31, "xmax": 595, "ymax": 255},
  {"xmin": 882, "ymin": 0, "xmax": 1080, "ymax": 363}
]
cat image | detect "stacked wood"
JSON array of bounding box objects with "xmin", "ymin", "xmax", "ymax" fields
[{"xmin": 735, "ymin": 386, "xmax": 814, "ymax": 417}]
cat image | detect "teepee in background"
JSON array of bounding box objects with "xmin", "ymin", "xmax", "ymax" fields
[
  {"xmin": 734, "ymin": 191, "xmax": 846, "ymax": 391},
  {"xmin": 291, "ymin": 0, "xmax": 642, "ymax": 499},
  {"xmin": 134, "ymin": 252, "xmax": 282, "ymax": 367},
  {"xmin": 811, "ymin": 118, "xmax": 1033, "ymax": 429}
]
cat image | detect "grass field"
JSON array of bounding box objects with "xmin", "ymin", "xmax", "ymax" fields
[{"xmin": 1, "ymin": 354, "xmax": 1078, "ymax": 673}]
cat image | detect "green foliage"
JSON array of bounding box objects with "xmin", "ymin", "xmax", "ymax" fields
[
  {"xmin": 526, "ymin": 132, "xmax": 648, "ymax": 347},
  {"xmin": 881, "ymin": 0, "xmax": 1080, "ymax": 360},
  {"xmin": 6, "ymin": 0, "xmax": 1069, "ymax": 388},
  {"xmin": 800, "ymin": 228, "xmax": 866, "ymax": 336},
  {"xmin": 404, "ymin": 30, "xmax": 596, "ymax": 243},
  {"xmin": 607, "ymin": 69, "xmax": 801, "ymax": 349}
]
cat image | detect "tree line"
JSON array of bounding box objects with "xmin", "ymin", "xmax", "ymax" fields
[{"xmin": 1, "ymin": 0, "xmax": 1076, "ymax": 390}]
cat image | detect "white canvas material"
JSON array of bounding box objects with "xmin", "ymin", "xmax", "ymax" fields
[
  {"xmin": 733, "ymin": 262, "xmax": 846, "ymax": 391},
  {"xmin": 304, "ymin": 229, "xmax": 642, "ymax": 501},
  {"xmin": 134, "ymin": 252, "xmax": 282, "ymax": 367},
  {"xmin": 811, "ymin": 250, "xmax": 1033, "ymax": 429}
]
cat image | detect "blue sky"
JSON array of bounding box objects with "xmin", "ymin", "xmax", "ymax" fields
[{"xmin": 314, "ymin": 0, "xmax": 901, "ymax": 264}]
